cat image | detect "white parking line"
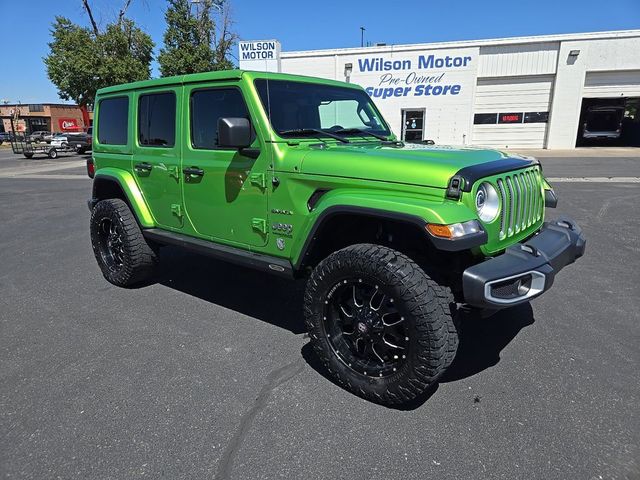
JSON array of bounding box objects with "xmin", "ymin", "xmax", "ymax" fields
[
  {"xmin": 0, "ymin": 161, "xmax": 85, "ymax": 177},
  {"xmin": 0, "ymin": 174, "xmax": 87, "ymax": 180},
  {"xmin": 547, "ymin": 177, "xmax": 640, "ymax": 183}
]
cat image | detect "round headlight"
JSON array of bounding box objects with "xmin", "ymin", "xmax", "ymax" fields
[{"xmin": 476, "ymin": 182, "xmax": 500, "ymax": 222}]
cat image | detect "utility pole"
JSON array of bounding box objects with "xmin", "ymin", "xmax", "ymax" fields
[
  {"xmin": 190, "ymin": 0, "xmax": 204, "ymax": 18},
  {"xmin": 360, "ymin": 26, "xmax": 365, "ymax": 47}
]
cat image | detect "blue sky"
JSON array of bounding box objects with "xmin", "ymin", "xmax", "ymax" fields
[{"xmin": 1, "ymin": 0, "xmax": 638, "ymax": 103}]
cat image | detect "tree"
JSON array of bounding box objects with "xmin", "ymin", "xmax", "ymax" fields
[
  {"xmin": 44, "ymin": 0, "xmax": 154, "ymax": 124},
  {"xmin": 158, "ymin": 0, "xmax": 238, "ymax": 77}
]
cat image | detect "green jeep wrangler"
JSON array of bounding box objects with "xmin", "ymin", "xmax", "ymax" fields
[{"xmin": 87, "ymin": 70, "xmax": 585, "ymax": 406}]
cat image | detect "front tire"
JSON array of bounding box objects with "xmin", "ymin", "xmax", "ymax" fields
[
  {"xmin": 304, "ymin": 244, "xmax": 457, "ymax": 406},
  {"xmin": 90, "ymin": 198, "xmax": 157, "ymax": 287}
]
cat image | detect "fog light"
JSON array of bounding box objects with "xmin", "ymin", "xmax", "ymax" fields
[{"xmin": 517, "ymin": 275, "xmax": 532, "ymax": 295}]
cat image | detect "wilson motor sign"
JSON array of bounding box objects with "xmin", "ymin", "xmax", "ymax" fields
[
  {"xmin": 354, "ymin": 49, "xmax": 477, "ymax": 102},
  {"xmin": 238, "ymin": 40, "xmax": 281, "ymax": 72},
  {"xmin": 344, "ymin": 47, "xmax": 479, "ymax": 144}
]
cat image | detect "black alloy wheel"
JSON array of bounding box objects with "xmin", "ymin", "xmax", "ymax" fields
[
  {"xmin": 95, "ymin": 217, "xmax": 126, "ymax": 273},
  {"xmin": 323, "ymin": 279, "xmax": 409, "ymax": 377}
]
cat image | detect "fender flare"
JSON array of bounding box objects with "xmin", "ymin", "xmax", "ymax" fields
[
  {"xmin": 91, "ymin": 168, "xmax": 155, "ymax": 228},
  {"xmin": 292, "ymin": 202, "xmax": 487, "ymax": 270}
]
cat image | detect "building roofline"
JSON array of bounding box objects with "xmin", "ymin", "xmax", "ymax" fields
[
  {"xmin": 0, "ymin": 103, "xmax": 80, "ymax": 108},
  {"xmin": 281, "ymin": 29, "xmax": 640, "ymax": 58}
]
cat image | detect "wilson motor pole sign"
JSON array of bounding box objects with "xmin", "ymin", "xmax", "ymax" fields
[{"xmin": 238, "ymin": 40, "xmax": 281, "ymax": 72}]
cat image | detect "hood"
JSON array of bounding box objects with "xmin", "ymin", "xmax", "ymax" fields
[{"xmin": 299, "ymin": 143, "xmax": 522, "ymax": 188}]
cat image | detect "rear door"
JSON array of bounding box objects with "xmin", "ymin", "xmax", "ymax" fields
[
  {"xmin": 182, "ymin": 82, "xmax": 269, "ymax": 247},
  {"xmin": 132, "ymin": 87, "xmax": 183, "ymax": 229}
]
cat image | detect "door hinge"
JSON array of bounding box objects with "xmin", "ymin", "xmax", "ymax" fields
[
  {"xmin": 249, "ymin": 172, "xmax": 266, "ymax": 189},
  {"xmin": 168, "ymin": 165, "xmax": 180, "ymax": 181},
  {"xmin": 171, "ymin": 203, "xmax": 183, "ymax": 217},
  {"xmin": 251, "ymin": 218, "xmax": 267, "ymax": 234}
]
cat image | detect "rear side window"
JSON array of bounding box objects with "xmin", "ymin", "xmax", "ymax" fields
[
  {"xmin": 138, "ymin": 92, "xmax": 176, "ymax": 147},
  {"xmin": 97, "ymin": 97, "xmax": 129, "ymax": 145},
  {"xmin": 190, "ymin": 88, "xmax": 250, "ymax": 149}
]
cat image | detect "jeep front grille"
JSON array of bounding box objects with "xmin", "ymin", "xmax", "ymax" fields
[{"xmin": 495, "ymin": 169, "xmax": 544, "ymax": 240}]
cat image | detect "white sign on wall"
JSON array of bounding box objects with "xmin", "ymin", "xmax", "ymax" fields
[
  {"xmin": 348, "ymin": 48, "xmax": 478, "ymax": 105},
  {"xmin": 238, "ymin": 40, "xmax": 281, "ymax": 72},
  {"xmin": 342, "ymin": 47, "xmax": 480, "ymax": 144}
]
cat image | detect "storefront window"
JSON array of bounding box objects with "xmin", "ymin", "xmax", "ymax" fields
[{"xmin": 474, "ymin": 113, "xmax": 498, "ymax": 124}]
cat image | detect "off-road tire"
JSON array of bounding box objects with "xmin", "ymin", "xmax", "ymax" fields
[
  {"xmin": 444, "ymin": 305, "xmax": 461, "ymax": 370},
  {"xmin": 304, "ymin": 243, "xmax": 458, "ymax": 406},
  {"xmin": 90, "ymin": 198, "xmax": 157, "ymax": 287}
]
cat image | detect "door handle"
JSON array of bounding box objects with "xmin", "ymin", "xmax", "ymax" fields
[
  {"xmin": 183, "ymin": 167, "xmax": 204, "ymax": 177},
  {"xmin": 134, "ymin": 162, "xmax": 152, "ymax": 172}
]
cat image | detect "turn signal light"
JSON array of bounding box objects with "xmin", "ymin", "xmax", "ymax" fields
[
  {"xmin": 426, "ymin": 220, "xmax": 481, "ymax": 239},
  {"xmin": 426, "ymin": 224, "xmax": 453, "ymax": 238}
]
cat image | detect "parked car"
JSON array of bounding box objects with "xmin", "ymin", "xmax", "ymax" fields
[
  {"xmin": 87, "ymin": 70, "xmax": 585, "ymax": 407},
  {"xmin": 66, "ymin": 126, "xmax": 92, "ymax": 154},
  {"xmin": 29, "ymin": 131, "xmax": 53, "ymax": 143},
  {"xmin": 583, "ymin": 106, "xmax": 625, "ymax": 139},
  {"xmin": 0, "ymin": 132, "xmax": 11, "ymax": 144},
  {"xmin": 50, "ymin": 135, "xmax": 69, "ymax": 148}
]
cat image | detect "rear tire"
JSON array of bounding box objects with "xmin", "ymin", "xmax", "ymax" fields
[
  {"xmin": 90, "ymin": 198, "xmax": 157, "ymax": 287},
  {"xmin": 48, "ymin": 149, "xmax": 58, "ymax": 159},
  {"xmin": 24, "ymin": 153, "xmax": 33, "ymax": 159},
  {"xmin": 304, "ymin": 243, "xmax": 458, "ymax": 406}
]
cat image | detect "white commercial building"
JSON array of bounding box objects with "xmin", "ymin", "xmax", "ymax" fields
[{"xmin": 239, "ymin": 31, "xmax": 640, "ymax": 149}]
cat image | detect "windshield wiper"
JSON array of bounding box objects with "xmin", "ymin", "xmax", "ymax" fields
[
  {"xmin": 334, "ymin": 128, "xmax": 404, "ymax": 147},
  {"xmin": 333, "ymin": 128, "xmax": 389, "ymax": 141},
  {"xmin": 279, "ymin": 128, "xmax": 350, "ymax": 143}
]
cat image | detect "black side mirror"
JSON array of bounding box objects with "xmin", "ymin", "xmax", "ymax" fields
[{"xmin": 218, "ymin": 117, "xmax": 251, "ymax": 149}]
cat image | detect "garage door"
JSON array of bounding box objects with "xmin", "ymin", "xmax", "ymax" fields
[
  {"xmin": 583, "ymin": 70, "xmax": 640, "ymax": 98},
  {"xmin": 472, "ymin": 75, "xmax": 554, "ymax": 149}
]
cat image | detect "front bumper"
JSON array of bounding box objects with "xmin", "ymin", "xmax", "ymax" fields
[{"xmin": 462, "ymin": 216, "xmax": 586, "ymax": 309}]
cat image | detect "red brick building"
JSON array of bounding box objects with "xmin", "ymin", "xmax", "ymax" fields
[{"xmin": 0, "ymin": 103, "xmax": 92, "ymax": 134}]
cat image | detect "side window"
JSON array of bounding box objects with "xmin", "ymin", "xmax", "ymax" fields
[
  {"xmin": 190, "ymin": 88, "xmax": 251, "ymax": 149},
  {"xmin": 138, "ymin": 92, "xmax": 176, "ymax": 147},
  {"xmin": 98, "ymin": 97, "xmax": 129, "ymax": 145}
]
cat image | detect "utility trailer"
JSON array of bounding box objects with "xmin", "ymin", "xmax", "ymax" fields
[{"xmin": 8, "ymin": 118, "xmax": 75, "ymax": 159}]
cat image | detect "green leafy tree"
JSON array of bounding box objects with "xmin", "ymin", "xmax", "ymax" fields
[
  {"xmin": 158, "ymin": 0, "xmax": 237, "ymax": 77},
  {"xmin": 44, "ymin": 1, "xmax": 153, "ymax": 114}
]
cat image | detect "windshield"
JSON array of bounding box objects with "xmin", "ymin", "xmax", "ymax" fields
[{"xmin": 254, "ymin": 79, "xmax": 391, "ymax": 139}]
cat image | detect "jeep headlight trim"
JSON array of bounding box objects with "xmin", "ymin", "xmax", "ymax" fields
[{"xmin": 476, "ymin": 182, "xmax": 500, "ymax": 223}]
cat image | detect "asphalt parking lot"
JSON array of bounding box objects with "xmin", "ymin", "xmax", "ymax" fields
[{"xmin": 1, "ymin": 147, "xmax": 638, "ymax": 479}]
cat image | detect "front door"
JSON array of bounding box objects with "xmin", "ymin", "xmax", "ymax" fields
[
  {"xmin": 132, "ymin": 87, "xmax": 183, "ymax": 229},
  {"xmin": 181, "ymin": 84, "xmax": 269, "ymax": 247},
  {"xmin": 402, "ymin": 109, "xmax": 425, "ymax": 142}
]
